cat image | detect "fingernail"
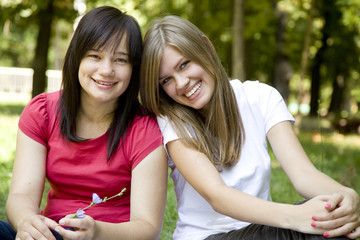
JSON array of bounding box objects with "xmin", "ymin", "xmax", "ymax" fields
[
  {"xmin": 323, "ymin": 232, "xmax": 329, "ymax": 237},
  {"xmin": 311, "ymin": 222, "xmax": 316, "ymax": 227},
  {"xmin": 311, "ymin": 216, "xmax": 316, "ymax": 221},
  {"xmin": 59, "ymin": 219, "xmax": 65, "ymax": 225},
  {"xmin": 325, "ymin": 204, "xmax": 331, "ymax": 208}
]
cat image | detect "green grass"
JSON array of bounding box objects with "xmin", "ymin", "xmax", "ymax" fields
[{"xmin": 1, "ymin": 100, "xmax": 359, "ymax": 239}]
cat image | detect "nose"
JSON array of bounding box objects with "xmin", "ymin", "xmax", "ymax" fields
[
  {"xmin": 175, "ymin": 74, "xmax": 189, "ymax": 91},
  {"xmin": 98, "ymin": 59, "xmax": 114, "ymax": 77}
]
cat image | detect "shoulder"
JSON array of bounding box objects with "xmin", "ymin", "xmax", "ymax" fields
[
  {"xmin": 18, "ymin": 91, "xmax": 61, "ymax": 145},
  {"xmin": 230, "ymin": 79, "xmax": 281, "ymax": 105},
  {"xmin": 132, "ymin": 113, "xmax": 159, "ymax": 128},
  {"xmin": 230, "ymin": 79, "xmax": 274, "ymax": 95},
  {"xmin": 21, "ymin": 91, "xmax": 60, "ymax": 119},
  {"xmin": 126, "ymin": 113, "xmax": 162, "ymax": 139}
]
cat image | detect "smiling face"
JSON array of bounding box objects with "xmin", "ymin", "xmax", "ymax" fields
[
  {"xmin": 159, "ymin": 46, "xmax": 215, "ymax": 111},
  {"xmin": 78, "ymin": 36, "xmax": 132, "ymax": 106}
]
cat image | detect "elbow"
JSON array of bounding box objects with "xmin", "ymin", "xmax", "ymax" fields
[
  {"xmin": 208, "ymin": 198, "xmax": 227, "ymax": 215},
  {"xmin": 202, "ymin": 188, "xmax": 229, "ymax": 215}
]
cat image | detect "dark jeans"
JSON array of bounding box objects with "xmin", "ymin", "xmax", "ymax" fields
[
  {"xmin": 204, "ymin": 223, "xmax": 348, "ymax": 240},
  {"xmin": 0, "ymin": 220, "xmax": 71, "ymax": 240}
]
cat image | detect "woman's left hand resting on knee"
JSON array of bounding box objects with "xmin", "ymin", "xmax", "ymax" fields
[{"xmin": 310, "ymin": 190, "xmax": 360, "ymax": 239}]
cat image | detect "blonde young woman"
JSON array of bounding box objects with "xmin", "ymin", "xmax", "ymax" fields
[{"xmin": 140, "ymin": 15, "xmax": 360, "ymax": 240}]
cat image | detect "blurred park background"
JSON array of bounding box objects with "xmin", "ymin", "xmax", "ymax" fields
[{"xmin": 0, "ymin": 0, "xmax": 359, "ymax": 239}]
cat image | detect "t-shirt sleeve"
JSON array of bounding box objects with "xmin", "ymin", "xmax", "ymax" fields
[
  {"xmin": 18, "ymin": 93, "xmax": 49, "ymax": 146},
  {"xmin": 157, "ymin": 115, "xmax": 180, "ymax": 146},
  {"xmin": 256, "ymin": 82, "xmax": 295, "ymax": 133},
  {"xmin": 126, "ymin": 115, "xmax": 163, "ymax": 170}
]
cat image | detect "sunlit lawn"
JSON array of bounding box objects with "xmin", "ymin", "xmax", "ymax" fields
[{"xmin": 1, "ymin": 99, "xmax": 359, "ymax": 239}]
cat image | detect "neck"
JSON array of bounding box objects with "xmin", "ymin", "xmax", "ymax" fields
[{"xmin": 75, "ymin": 93, "xmax": 117, "ymax": 139}]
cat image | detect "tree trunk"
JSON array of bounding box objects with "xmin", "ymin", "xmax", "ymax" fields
[
  {"xmin": 231, "ymin": 0, "xmax": 245, "ymax": 81},
  {"xmin": 31, "ymin": 0, "xmax": 54, "ymax": 98},
  {"xmin": 309, "ymin": 3, "xmax": 330, "ymax": 116},
  {"xmin": 298, "ymin": 0, "xmax": 315, "ymax": 109},
  {"xmin": 309, "ymin": 49, "xmax": 322, "ymax": 116},
  {"xmin": 273, "ymin": 5, "xmax": 292, "ymax": 104},
  {"xmin": 328, "ymin": 72, "xmax": 346, "ymax": 115}
]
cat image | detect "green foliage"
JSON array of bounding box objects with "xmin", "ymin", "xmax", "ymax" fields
[
  {"xmin": 0, "ymin": 102, "xmax": 24, "ymax": 220},
  {"xmin": 0, "ymin": 0, "xmax": 77, "ymax": 68}
]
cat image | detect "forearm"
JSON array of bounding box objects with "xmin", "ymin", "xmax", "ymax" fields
[
  {"xmin": 209, "ymin": 185, "xmax": 298, "ymax": 229},
  {"xmin": 94, "ymin": 219, "xmax": 161, "ymax": 240},
  {"xmin": 292, "ymin": 167, "xmax": 355, "ymax": 199},
  {"xmin": 268, "ymin": 121, "xmax": 356, "ymax": 199},
  {"xmin": 6, "ymin": 193, "xmax": 41, "ymax": 230}
]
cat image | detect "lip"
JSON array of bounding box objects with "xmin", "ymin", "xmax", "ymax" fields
[
  {"xmin": 185, "ymin": 81, "xmax": 201, "ymax": 98},
  {"xmin": 92, "ymin": 78, "xmax": 116, "ymax": 87}
]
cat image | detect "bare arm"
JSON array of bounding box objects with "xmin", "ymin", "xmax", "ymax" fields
[
  {"xmin": 267, "ymin": 121, "xmax": 353, "ymax": 197},
  {"xmin": 6, "ymin": 129, "xmax": 58, "ymax": 240},
  {"xmin": 165, "ymin": 135, "xmax": 331, "ymax": 234},
  {"xmin": 268, "ymin": 121, "xmax": 360, "ymax": 238},
  {"xmin": 56, "ymin": 145, "xmax": 168, "ymax": 240}
]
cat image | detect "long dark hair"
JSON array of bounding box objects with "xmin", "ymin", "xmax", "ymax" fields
[{"xmin": 58, "ymin": 6, "xmax": 143, "ymax": 161}]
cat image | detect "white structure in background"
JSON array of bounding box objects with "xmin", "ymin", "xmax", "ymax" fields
[
  {"xmin": 0, "ymin": 67, "xmax": 62, "ymax": 101},
  {"xmin": 0, "ymin": 1, "xmax": 85, "ymax": 101}
]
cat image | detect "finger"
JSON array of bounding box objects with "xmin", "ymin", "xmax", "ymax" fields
[
  {"xmin": 325, "ymin": 194, "xmax": 344, "ymax": 211},
  {"xmin": 322, "ymin": 223, "xmax": 358, "ymax": 238},
  {"xmin": 18, "ymin": 228, "xmax": 47, "ymax": 240},
  {"xmin": 344, "ymin": 226, "xmax": 360, "ymax": 239},
  {"xmin": 55, "ymin": 226, "xmax": 79, "ymax": 240},
  {"xmin": 312, "ymin": 205, "xmax": 352, "ymax": 222},
  {"xmin": 43, "ymin": 216, "xmax": 61, "ymax": 230},
  {"xmin": 21, "ymin": 217, "xmax": 56, "ymax": 240},
  {"xmin": 311, "ymin": 215, "xmax": 348, "ymax": 230},
  {"xmin": 60, "ymin": 217, "xmax": 89, "ymax": 229}
]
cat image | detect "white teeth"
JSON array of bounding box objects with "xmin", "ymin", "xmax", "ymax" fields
[
  {"xmin": 94, "ymin": 80, "xmax": 115, "ymax": 86},
  {"xmin": 185, "ymin": 82, "xmax": 201, "ymax": 98}
]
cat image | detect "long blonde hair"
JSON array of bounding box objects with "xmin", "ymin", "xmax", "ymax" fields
[{"xmin": 140, "ymin": 15, "xmax": 244, "ymax": 169}]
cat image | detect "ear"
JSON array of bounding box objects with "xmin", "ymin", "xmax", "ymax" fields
[{"xmin": 202, "ymin": 34, "xmax": 216, "ymax": 55}]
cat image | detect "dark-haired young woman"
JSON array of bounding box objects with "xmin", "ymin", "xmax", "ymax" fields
[{"xmin": 0, "ymin": 6, "xmax": 167, "ymax": 240}]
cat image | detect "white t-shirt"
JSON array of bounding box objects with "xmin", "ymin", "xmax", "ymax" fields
[{"xmin": 157, "ymin": 80, "xmax": 295, "ymax": 240}]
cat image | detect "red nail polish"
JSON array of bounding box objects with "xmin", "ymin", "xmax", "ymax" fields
[
  {"xmin": 311, "ymin": 222, "xmax": 316, "ymax": 227},
  {"xmin": 325, "ymin": 204, "xmax": 331, "ymax": 208},
  {"xmin": 323, "ymin": 232, "xmax": 329, "ymax": 237},
  {"xmin": 311, "ymin": 216, "xmax": 316, "ymax": 221}
]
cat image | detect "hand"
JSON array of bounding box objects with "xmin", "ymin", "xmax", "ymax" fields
[
  {"xmin": 15, "ymin": 215, "xmax": 58, "ymax": 240},
  {"xmin": 292, "ymin": 195, "xmax": 336, "ymax": 235},
  {"xmin": 55, "ymin": 214, "xmax": 96, "ymax": 240},
  {"xmin": 311, "ymin": 190, "xmax": 360, "ymax": 239}
]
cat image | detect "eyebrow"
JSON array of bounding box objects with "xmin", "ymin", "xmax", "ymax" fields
[
  {"xmin": 114, "ymin": 51, "xmax": 129, "ymax": 56},
  {"xmin": 89, "ymin": 49, "xmax": 129, "ymax": 56}
]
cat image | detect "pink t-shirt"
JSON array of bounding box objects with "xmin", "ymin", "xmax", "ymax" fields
[{"xmin": 18, "ymin": 91, "xmax": 162, "ymax": 223}]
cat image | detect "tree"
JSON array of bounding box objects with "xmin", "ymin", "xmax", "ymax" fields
[
  {"xmin": 31, "ymin": 0, "xmax": 55, "ymax": 97},
  {"xmin": 298, "ymin": 0, "xmax": 315, "ymax": 110},
  {"xmin": 309, "ymin": 0, "xmax": 331, "ymax": 116},
  {"xmin": 272, "ymin": 2, "xmax": 293, "ymax": 103},
  {"xmin": 232, "ymin": 0, "xmax": 245, "ymax": 81},
  {"xmin": 31, "ymin": 0, "xmax": 77, "ymax": 97}
]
